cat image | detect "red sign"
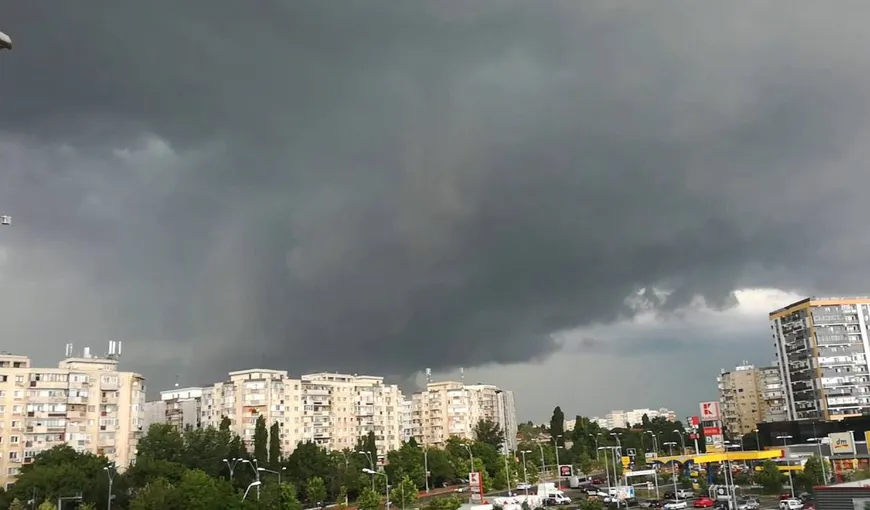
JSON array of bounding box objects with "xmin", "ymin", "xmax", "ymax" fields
[
  {"xmin": 688, "ymin": 433, "xmax": 699, "ymax": 440},
  {"xmin": 703, "ymin": 427, "xmax": 721, "ymax": 436},
  {"xmin": 559, "ymin": 465, "xmax": 572, "ymax": 477},
  {"xmin": 691, "ymin": 416, "xmax": 700, "ymax": 427}
]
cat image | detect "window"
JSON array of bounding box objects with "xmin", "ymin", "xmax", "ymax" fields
[{"xmin": 9, "ymin": 436, "xmax": 18, "ymax": 445}]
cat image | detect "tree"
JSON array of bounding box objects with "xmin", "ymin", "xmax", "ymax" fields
[
  {"xmin": 757, "ymin": 460, "xmax": 784, "ymax": 494},
  {"xmin": 395, "ymin": 475, "xmax": 419, "ymax": 508},
  {"xmin": 8, "ymin": 499, "xmax": 24, "ymax": 510},
  {"xmin": 336, "ymin": 486, "xmax": 348, "ymax": 510},
  {"xmin": 424, "ymin": 495, "xmax": 462, "ymax": 510},
  {"xmin": 357, "ymin": 487, "xmax": 381, "ymax": 510},
  {"xmin": 130, "ymin": 478, "xmax": 176, "ymax": 510},
  {"xmin": 78, "ymin": 504, "xmax": 97, "ymax": 510},
  {"xmin": 799, "ymin": 455, "xmax": 827, "ymax": 490},
  {"xmin": 174, "ymin": 469, "xmax": 227, "ymax": 510},
  {"xmin": 253, "ymin": 415, "xmax": 268, "ymax": 463},
  {"xmin": 137, "ymin": 424, "xmax": 185, "ymax": 463},
  {"xmin": 550, "ymin": 407, "xmax": 565, "ymax": 446},
  {"xmin": 37, "ymin": 502, "xmax": 56, "ymax": 510},
  {"xmin": 306, "ymin": 476, "xmax": 328, "ymax": 505},
  {"xmin": 269, "ymin": 422, "xmax": 282, "ymax": 466},
  {"xmin": 283, "ymin": 441, "xmax": 332, "ymax": 494},
  {"xmin": 473, "ymin": 420, "xmax": 506, "ymax": 450},
  {"xmin": 579, "ymin": 498, "xmax": 606, "ymax": 510}
]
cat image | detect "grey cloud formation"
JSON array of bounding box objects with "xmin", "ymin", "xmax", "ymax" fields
[{"xmin": 2, "ymin": 2, "xmax": 870, "ymax": 399}]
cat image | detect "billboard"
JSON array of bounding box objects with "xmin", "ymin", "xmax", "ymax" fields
[
  {"xmin": 700, "ymin": 401, "xmax": 721, "ymax": 421},
  {"xmin": 829, "ymin": 432, "xmax": 856, "ymax": 455},
  {"xmin": 691, "ymin": 416, "xmax": 700, "ymax": 427},
  {"xmin": 703, "ymin": 427, "xmax": 722, "ymax": 436},
  {"xmin": 705, "ymin": 433, "xmax": 725, "ymax": 453},
  {"xmin": 559, "ymin": 465, "xmax": 572, "ymax": 477}
]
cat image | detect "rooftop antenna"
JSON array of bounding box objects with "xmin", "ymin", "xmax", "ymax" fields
[
  {"xmin": 460, "ymin": 367, "xmax": 464, "ymax": 382},
  {"xmin": 65, "ymin": 343, "xmax": 73, "ymax": 358},
  {"xmin": 425, "ymin": 368, "xmax": 432, "ymax": 384}
]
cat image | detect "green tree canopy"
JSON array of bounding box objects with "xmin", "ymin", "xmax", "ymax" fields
[
  {"xmin": 269, "ymin": 422, "xmax": 282, "ymax": 467},
  {"xmin": 306, "ymin": 476, "xmax": 328, "ymax": 505},
  {"xmin": 473, "ymin": 420, "xmax": 506, "ymax": 450},
  {"xmin": 550, "ymin": 407, "xmax": 565, "ymax": 446},
  {"xmin": 253, "ymin": 415, "xmax": 268, "ymax": 463}
]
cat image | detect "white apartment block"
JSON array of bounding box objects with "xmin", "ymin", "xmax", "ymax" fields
[
  {"xmin": 157, "ymin": 370, "xmax": 404, "ymax": 458},
  {"xmin": 410, "ymin": 381, "xmax": 518, "ymax": 450},
  {"xmin": 592, "ymin": 408, "xmax": 676, "ymax": 429},
  {"xmin": 0, "ymin": 347, "xmax": 146, "ymax": 488}
]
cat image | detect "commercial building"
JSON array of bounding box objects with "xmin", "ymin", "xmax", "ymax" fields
[
  {"xmin": 770, "ymin": 297, "xmax": 870, "ymax": 421},
  {"xmin": 717, "ymin": 362, "xmax": 787, "ymax": 438},
  {"xmin": 591, "ymin": 408, "xmax": 677, "ymax": 429},
  {"xmin": 409, "ymin": 381, "xmax": 518, "ymax": 449},
  {"xmin": 0, "ymin": 345, "xmax": 146, "ymax": 488}
]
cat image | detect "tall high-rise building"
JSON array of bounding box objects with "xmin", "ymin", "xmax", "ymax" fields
[
  {"xmin": 770, "ymin": 296, "xmax": 870, "ymax": 421},
  {"xmin": 0, "ymin": 348, "xmax": 146, "ymax": 488},
  {"xmin": 410, "ymin": 381, "xmax": 518, "ymax": 449}
]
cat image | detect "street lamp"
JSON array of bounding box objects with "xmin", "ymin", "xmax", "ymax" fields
[
  {"xmin": 420, "ymin": 445, "xmax": 430, "ymax": 493},
  {"xmin": 646, "ymin": 431, "xmax": 658, "ymax": 456},
  {"xmin": 777, "ymin": 435, "xmax": 795, "ymax": 498},
  {"xmin": 593, "ymin": 433, "xmax": 602, "ymax": 460},
  {"xmin": 359, "ymin": 450, "xmax": 376, "ymax": 490},
  {"xmin": 752, "ymin": 429, "xmax": 761, "ymax": 450},
  {"xmin": 464, "ymin": 444, "xmax": 475, "ymax": 474},
  {"xmin": 808, "ymin": 437, "xmax": 828, "ymax": 484},
  {"xmin": 664, "ymin": 442, "xmax": 679, "ymax": 500},
  {"xmin": 242, "ymin": 459, "xmax": 261, "ymax": 501},
  {"xmin": 597, "ymin": 447, "xmax": 612, "ymax": 490},
  {"xmin": 103, "ymin": 464, "xmax": 116, "ymax": 510},
  {"xmin": 552, "ymin": 435, "xmax": 564, "ymax": 488},
  {"xmin": 503, "ymin": 441, "xmax": 513, "ymax": 494},
  {"xmin": 520, "ymin": 450, "xmax": 532, "ymax": 494},
  {"xmin": 610, "ymin": 433, "xmax": 622, "ymax": 486},
  {"xmin": 674, "ymin": 429, "xmax": 687, "ymax": 456},
  {"xmin": 242, "ymin": 480, "xmax": 262, "ymax": 502},
  {"xmin": 0, "ymin": 31, "xmax": 11, "ymax": 51},
  {"xmin": 364, "ymin": 468, "xmax": 389, "ymax": 508},
  {"xmin": 258, "ymin": 466, "xmax": 287, "ymax": 485},
  {"xmin": 223, "ymin": 458, "xmax": 243, "ymax": 481}
]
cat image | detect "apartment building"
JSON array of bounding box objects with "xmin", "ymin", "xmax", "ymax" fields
[
  {"xmin": 410, "ymin": 381, "xmax": 518, "ymax": 449},
  {"xmin": 592, "ymin": 408, "xmax": 676, "ymax": 429},
  {"xmin": 0, "ymin": 346, "xmax": 146, "ymax": 488},
  {"xmin": 770, "ymin": 297, "xmax": 870, "ymax": 421},
  {"xmin": 759, "ymin": 365, "xmax": 788, "ymax": 422}
]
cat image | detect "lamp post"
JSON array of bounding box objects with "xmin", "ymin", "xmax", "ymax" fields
[
  {"xmin": 464, "ymin": 443, "xmax": 475, "ymax": 474},
  {"xmin": 537, "ymin": 443, "xmax": 547, "ymax": 476},
  {"xmin": 242, "ymin": 481, "xmax": 262, "ymax": 502},
  {"xmin": 503, "ymin": 441, "xmax": 513, "ymax": 494},
  {"xmin": 553, "ymin": 435, "xmax": 563, "ymax": 488},
  {"xmin": 104, "ymin": 464, "xmax": 116, "ymax": 510},
  {"xmin": 610, "ymin": 433, "xmax": 622, "ymax": 486},
  {"xmin": 258, "ymin": 466, "xmax": 287, "ymax": 485},
  {"xmin": 777, "ymin": 435, "xmax": 795, "ymax": 498},
  {"xmin": 364, "ymin": 468, "xmax": 389, "ymax": 508},
  {"xmin": 223, "ymin": 457, "xmax": 243, "ymax": 481},
  {"xmin": 598, "ymin": 447, "xmax": 612, "ymax": 490},
  {"xmin": 664, "ymin": 442, "xmax": 679, "ymax": 500},
  {"xmin": 593, "ymin": 433, "xmax": 602, "ymax": 460},
  {"xmin": 809, "ymin": 437, "xmax": 828, "ymax": 484},
  {"xmin": 420, "ymin": 445, "xmax": 430, "ymax": 493},
  {"xmin": 242, "ymin": 459, "xmax": 261, "ymax": 501},
  {"xmin": 359, "ymin": 450, "xmax": 376, "ymax": 490},
  {"xmin": 674, "ymin": 429, "xmax": 687, "ymax": 456},
  {"xmin": 646, "ymin": 431, "xmax": 658, "ymax": 456},
  {"xmin": 520, "ymin": 450, "xmax": 532, "ymax": 494},
  {"xmin": 752, "ymin": 429, "xmax": 761, "ymax": 450}
]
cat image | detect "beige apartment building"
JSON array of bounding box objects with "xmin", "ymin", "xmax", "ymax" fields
[
  {"xmin": 411, "ymin": 381, "xmax": 518, "ymax": 449},
  {"xmin": 175, "ymin": 370, "xmax": 403, "ymax": 458},
  {"xmin": 0, "ymin": 346, "xmax": 145, "ymax": 488},
  {"xmin": 717, "ymin": 362, "xmax": 786, "ymax": 438}
]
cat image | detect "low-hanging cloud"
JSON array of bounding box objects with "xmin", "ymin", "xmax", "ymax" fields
[{"xmin": 2, "ymin": 2, "xmax": 870, "ymax": 389}]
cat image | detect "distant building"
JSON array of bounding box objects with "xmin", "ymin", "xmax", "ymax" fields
[
  {"xmin": 718, "ymin": 362, "xmax": 787, "ymax": 438},
  {"xmin": 591, "ymin": 408, "xmax": 676, "ymax": 429}
]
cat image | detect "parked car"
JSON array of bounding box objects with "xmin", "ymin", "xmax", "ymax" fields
[
  {"xmin": 516, "ymin": 483, "xmax": 533, "ymax": 491},
  {"xmin": 780, "ymin": 499, "xmax": 803, "ymax": 510},
  {"xmin": 608, "ymin": 498, "xmax": 639, "ymax": 508},
  {"xmin": 546, "ymin": 494, "xmax": 572, "ymax": 506},
  {"xmin": 677, "ymin": 489, "xmax": 695, "ymax": 499},
  {"xmin": 742, "ymin": 498, "xmax": 760, "ymax": 510},
  {"xmin": 593, "ymin": 478, "xmax": 606, "ymax": 484},
  {"xmin": 664, "ymin": 500, "xmax": 689, "ymax": 510},
  {"xmin": 641, "ymin": 500, "xmax": 663, "ymax": 508},
  {"xmin": 780, "ymin": 494, "xmax": 794, "ymax": 501},
  {"xmin": 693, "ymin": 497, "xmax": 715, "ymax": 508},
  {"xmin": 664, "ymin": 492, "xmax": 677, "ymax": 500}
]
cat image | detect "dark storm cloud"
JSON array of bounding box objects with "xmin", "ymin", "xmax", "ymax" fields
[{"xmin": 2, "ymin": 2, "xmax": 870, "ymax": 386}]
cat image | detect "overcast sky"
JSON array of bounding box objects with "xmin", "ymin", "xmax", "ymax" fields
[{"xmin": 2, "ymin": 2, "xmax": 870, "ymax": 422}]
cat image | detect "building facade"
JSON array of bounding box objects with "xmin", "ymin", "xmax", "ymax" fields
[
  {"xmin": 770, "ymin": 297, "xmax": 870, "ymax": 421},
  {"xmin": 0, "ymin": 348, "xmax": 146, "ymax": 488},
  {"xmin": 717, "ymin": 363, "xmax": 787, "ymax": 438},
  {"xmin": 409, "ymin": 381, "xmax": 518, "ymax": 449},
  {"xmin": 592, "ymin": 408, "xmax": 677, "ymax": 429}
]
